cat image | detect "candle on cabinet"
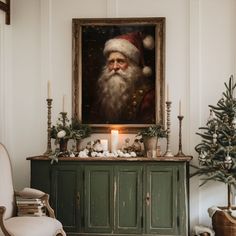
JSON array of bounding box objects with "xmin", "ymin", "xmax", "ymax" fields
[
  {"xmin": 167, "ymin": 84, "xmax": 169, "ymax": 101},
  {"xmin": 179, "ymin": 100, "xmax": 182, "ymax": 116},
  {"xmin": 47, "ymin": 80, "xmax": 51, "ymax": 99},
  {"xmin": 100, "ymin": 139, "xmax": 108, "ymax": 151},
  {"xmin": 62, "ymin": 95, "xmax": 66, "ymax": 112},
  {"xmin": 111, "ymin": 130, "xmax": 119, "ymax": 153}
]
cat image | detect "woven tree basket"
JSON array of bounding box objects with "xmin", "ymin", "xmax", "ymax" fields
[{"xmin": 212, "ymin": 210, "xmax": 236, "ymax": 236}]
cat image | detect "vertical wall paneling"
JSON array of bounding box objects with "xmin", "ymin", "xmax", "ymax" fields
[
  {"xmin": 0, "ymin": 12, "xmax": 11, "ymax": 149},
  {"xmin": 40, "ymin": 0, "xmax": 52, "ymax": 150},
  {"xmin": 106, "ymin": 0, "xmax": 117, "ymax": 17},
  {"xmin": 189, "ymin": 0, "xmax": 201, "ymax": 228},
  {"xmin": 0, "ymin": 18, "xmax": 5, "ymax": 143}
]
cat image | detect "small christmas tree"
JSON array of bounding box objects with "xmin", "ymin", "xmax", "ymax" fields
[{"xmin": 193, "ymin": 75, "xmax": 236, "ymax": 210}]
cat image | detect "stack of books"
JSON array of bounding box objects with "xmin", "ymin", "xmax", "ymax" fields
[{"xmin": 16, "ymin": 197, "xmax": 46, "ymax": 217}]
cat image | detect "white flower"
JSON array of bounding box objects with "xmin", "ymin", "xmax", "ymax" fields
[{"xmin": 57, "ymin": 130, "xmax": 66, "ymax": 138}]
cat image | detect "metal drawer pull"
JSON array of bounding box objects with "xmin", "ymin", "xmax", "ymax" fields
[
  {"xmin": 77, "ymin": 192, "xmax": 80, "ymax": 208},
  {"xmin": 146, "ymin": 192, "xmax": 151, "ymax": 206}
]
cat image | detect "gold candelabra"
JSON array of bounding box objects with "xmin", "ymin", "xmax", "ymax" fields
[
  {"xmin": 163, "ymin": 101, "xmax": 174, "ymax": 157},
  {"xmin": 44, "ymin": 98, "xmax": 53, "ymax": 155}
]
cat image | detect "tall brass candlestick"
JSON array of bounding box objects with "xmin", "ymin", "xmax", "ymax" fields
[
  {"xmin": 44, "ymin": 98, "xmax": 53, "ymax": 155},
  {"xmin": 175, "ymin": 115, "xmax": 185, "ymax": 156},
  {"xmin": 163, "ymin": 101, "xmax": 174, "ymax": 157}
]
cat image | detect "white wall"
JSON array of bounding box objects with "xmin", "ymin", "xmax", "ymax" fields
[{"xmin": 0, "ymin": 0, "xmax": 235, "ymax": 232}]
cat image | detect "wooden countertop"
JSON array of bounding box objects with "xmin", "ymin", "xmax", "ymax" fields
[{"xmin": 27, "ymin": 155, "xmax": 192, "ymax": 162}]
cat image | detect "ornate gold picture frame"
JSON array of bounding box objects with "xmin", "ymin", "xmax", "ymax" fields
[{"xmin": 72, "ymin": 18, "xmax": 165, "ymax": 133}]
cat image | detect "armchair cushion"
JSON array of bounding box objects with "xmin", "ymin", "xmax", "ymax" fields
[{"xmin": 0, "ymin": 216, "xmax": 66, "ymax": 236}]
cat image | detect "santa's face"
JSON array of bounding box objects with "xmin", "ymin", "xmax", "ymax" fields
[
  {"xmin": 107, "ymin": 52, "xmax": 129, "ymax": 72},
  {"xmin": 97, "ymin": 54, "xmax": 142, "ymax": 123}
]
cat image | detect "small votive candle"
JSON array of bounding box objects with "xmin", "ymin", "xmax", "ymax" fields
[
  {"xmin": 100, "ymin": 139, "xmax": 108, "ymax": 151},
  {"xmin": 111, "ymin": 130, "xmax": 119, "ymax": 153}
]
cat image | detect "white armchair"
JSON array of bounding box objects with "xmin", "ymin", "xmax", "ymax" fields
[{"xmin": 0, "ymin": 143, "xmax": 66, "ymax": 236}]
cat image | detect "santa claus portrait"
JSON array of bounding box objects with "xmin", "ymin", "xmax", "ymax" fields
[{"xmin": 72, "ymin": 18, "xmax": 165, "ymax": 128}]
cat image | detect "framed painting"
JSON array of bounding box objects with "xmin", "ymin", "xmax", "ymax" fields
[{"xmin": 72, "ymin": 18, "xmax": 165, "ymax": 133}]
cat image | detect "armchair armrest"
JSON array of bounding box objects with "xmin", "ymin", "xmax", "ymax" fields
[
  {"xmin": 15, "ymin": 188, "xmax": 56, "ymax": 218},
  {"xmin": 40, "ymin": 194, "xmax": 56, "ymax": 218},
  {"xmin": 0, "ymin": 206, "xmax": 11, "ymax": 236}
]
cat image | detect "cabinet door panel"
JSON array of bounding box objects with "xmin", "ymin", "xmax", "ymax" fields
[
  {"xmin": 115, "ymin": 166, "xmax": 143, "ymax": 234},
  {"xmin": 146, "ymin": 165, "xmax": 178, "ymax": 235},
  {"xmin": 51, "ymin": 165, "xmax": 79, "ymax": 232},
  {"xmin": 84, "ymin": 166, "xmax": 113, "ymax": 233}
]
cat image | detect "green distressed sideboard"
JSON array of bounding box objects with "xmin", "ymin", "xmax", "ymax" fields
[{"xmin": 27, "ymin": 156, "xmax": 192, "ymax": 236}]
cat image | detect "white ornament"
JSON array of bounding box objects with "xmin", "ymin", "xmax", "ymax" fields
[
  {"xmin": 124, "ymin": 153, "xmax": 131, "ymax": 158},
  {"xmin": 199, "ymin": 151, "xmax": 207, "ymax": 161},
  {"xmin": 130, "ymin": 152, "xmax": 137, "ymax": 157},
  {"xmin": 225, "ymin": 154, "xmax": 232, "ymax": 163},
  {"xmin": 91, "ymin": 152, "xmax": 97, "ymax": 157}
]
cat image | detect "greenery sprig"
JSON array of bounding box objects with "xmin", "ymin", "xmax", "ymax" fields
[{"xmin": 137, "ymin": 123, "xmax": 167, "ymax": 138}]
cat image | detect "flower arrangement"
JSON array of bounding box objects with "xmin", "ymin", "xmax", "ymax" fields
[
  {"xmin": 50, "ymin": 113, "xmax": 73, "ymax": 145},
  {"xmin": 50, "ymin": 113, "xmax": 91, "ymax": 156}
]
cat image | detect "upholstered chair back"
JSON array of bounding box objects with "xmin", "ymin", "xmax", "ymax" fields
[{"xmin": 0, "ymin": 143, "xmax": 15, "ymax": 220}]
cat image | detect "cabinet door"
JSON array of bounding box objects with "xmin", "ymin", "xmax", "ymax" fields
[
  {"xmin": 145, "ymin": 165, "xmax": 179, "ymax": 235},
  {"xmin": 114, "ymin": 165, "xmax": 143, "ymax": 234},
  {"xmin": 84, "ymin": 165, "xmax": 114, "ymax": 233},
  {"xmin": 51, "ymin": 165, "xmax": 80, "ymax": 233}
]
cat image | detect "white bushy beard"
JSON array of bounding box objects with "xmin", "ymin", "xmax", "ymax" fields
[{"xmin": 97, "ymin": 62, "xmax": 142, "ymax": 122}]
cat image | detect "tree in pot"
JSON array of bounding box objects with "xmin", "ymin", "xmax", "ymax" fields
[
  {"xmin": 137, "ymin": 123, "xmax": 167, "ymax": 157},
  {"xmin": 192, "ymin": 76, "xmax": 236, "ymax": 235}
]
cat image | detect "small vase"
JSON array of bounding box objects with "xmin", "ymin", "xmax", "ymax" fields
[
  {"xmin": 59, "ymin": 139, "xmax": 68, "ymax": 152},
  {"xmin": 143, "ymin": 136, "xmax": 158, "ymax": 158}
]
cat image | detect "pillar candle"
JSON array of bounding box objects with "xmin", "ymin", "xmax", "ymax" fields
[
  {"xmin": 179, "ymin": 100, "xmax": 181, "ymax": 116},
  {"xmin": 167, "ymin": 84, "xmax": 169, "ymax": 101},
  {"xmin": 100, "ymin": 139, "xmax": 108, "ymax": 151},
  {"xmin": 111, "ymin": 130, "xmax": 119, "ymax": 153},
  {"xmin": 47, "ymin": 80, "xmax": 51, "ymax": 99},
  {"xmin": 62, "ymin": 95, "xmax": 66, "ymax": 112}
]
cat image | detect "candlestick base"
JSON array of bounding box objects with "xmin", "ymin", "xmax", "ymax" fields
[
  {"xmin": 174, "ymin": 150, "xmax": 186, "ymax": 157},
  {"xmin": 175, "ymin": 115, "xmax": 185, "ymax": 157}
]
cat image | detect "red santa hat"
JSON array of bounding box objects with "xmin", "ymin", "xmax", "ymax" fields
[{"xmin": 103, "ymin": 32, "xmax": 154, "ymax": 77}]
